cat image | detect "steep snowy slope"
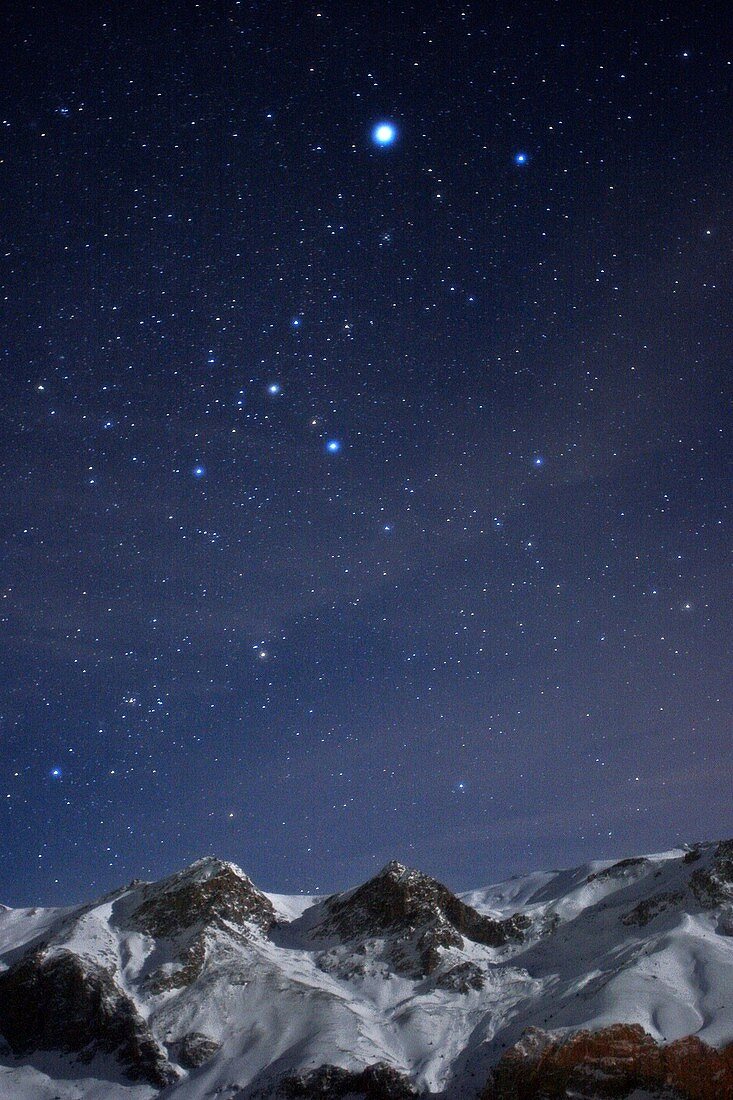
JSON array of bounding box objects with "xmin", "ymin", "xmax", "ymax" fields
[{"xmin": 0, "ymin": 841, "xmax": 730, "ymax": 1098}]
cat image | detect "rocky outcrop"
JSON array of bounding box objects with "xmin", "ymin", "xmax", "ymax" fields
[
  {"xmin": 689, "ymin": 839, "xmax": 733, "ymax": 907},
  {"xmin": 169, "ymin": 1030, "xmax": 221, "ymax": 1068},
  {"xmin": 585, "ymin": 856, "xmax": 648, "ymax": 884},
  {"xmin": 0, "ymin": 948, "xmax": 176, "ymax": 1088},
  {"xmin": 621, "ymin": 889, "xmax": 684, "ymax": 926},
  {"xmin": 434, "ymin": 960, "xmax": 485, "ymax": 992},
  {"xmin": 278, "ymin": 1061, "xmax": 418, "ymax": 1099},
  {"xmin": 313, "ymin": 861, "xmax": 529, "ymax": 977},
  {"xmin": 129, "ymin": 857, "xmax": 276, "ymax": 938},
  {"xmin": 482, "ymin": 1024, "xmax": 733, "ymax": 1100},
  {"xmin": 128, "ymin": 858, "xmax": 276, "ymax": 992}
]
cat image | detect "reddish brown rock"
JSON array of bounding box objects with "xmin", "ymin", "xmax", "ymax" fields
[
  {"xmin": 483, "ymin": 1023, "xmax": 733, "ymax": 1100},
  {"xmin": 664, "ymin": 1034, "xmax": 733, "ymax": 1100}
]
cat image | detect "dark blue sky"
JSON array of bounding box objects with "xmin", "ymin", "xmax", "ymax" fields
[{"xmin": 0, "ymin": 1, "xmax": 730, "ymax": 906}]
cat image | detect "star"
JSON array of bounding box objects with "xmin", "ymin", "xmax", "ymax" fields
[
  {"xmin": 50, "ymin": 767, "xmax": 62, "ymax": 779},
  {"xmin": 325, "ymin": 439, "xmax": 342, "ymax": 454},
  {"xmin": 267, "ymin": 383, "xmax": 281, "ymax": 395},
  {"xmin": 192, "ymin": 464, "xmax": 206, "ymax": 478},
  {"xmin": 514, "ymin": 151, "xmax": 529, "ymax": 165},
  {"xmin": 372, "ymin": 121, "xmax": 397, "ymax": 146},
  {"xmin": 533, "ymin": 455, "xmax": 544, "ymax": 467}
]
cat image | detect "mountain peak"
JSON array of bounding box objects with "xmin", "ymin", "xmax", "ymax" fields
[
  {"xmin": 378, "ymin": 859, "xmax": 409, "ymax": 878},
  {"xmin": 312, "ymin": 860, "xmax": 529, "ymax": 977},
  {"xmin": 127, "ymin": 856, "xmax": 275, "ymax": 941}
]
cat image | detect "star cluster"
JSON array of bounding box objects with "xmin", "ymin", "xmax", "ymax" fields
[{"xmin": 0, "ymin": 2, "xmax": 730, "ymax": 904}]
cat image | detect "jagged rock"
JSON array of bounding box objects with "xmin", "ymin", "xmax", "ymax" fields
[
  {"xmin": 313, "ymin": 861, "xmax": 528, "ymax": 977},
  {"xmin": 683, "ymin": 846, "xmax": 702, "ymax": 864},
  {"xmin": 689, "ymin": 839, "xmax": 733, "ymax": 908},
  {"xmin": 279, "ymin": 1061, "xmax": 418, "ymax": 1099},
  {"xmin": 718, "ymin": 905, "xmax": 733, "ymax": 936},
  {"xmin": 0, "ymin": 948, "xmax": 176, "ymax": 1088},
  {"xmin": 586, "ymin": 856, "xmax": 648, "ymax": 884},
  {"xmin": 621, "ymin": 890, "xmax": 684, "ymax": 926},
  {"xmin": 540, "ymin": 912, "xmax": 560, "ymax": 936},
  {"xmin": 316, "ymin": 944, "xmax": 371, "ymax": 979},
  {"xmin": 434, "ymin": 960, "xmax": 485, "ymax": 992},
  {"xmin": 130, "ymin": 857, "xmax": 276, "ymax": 938},
  {"xmin": 144, "ymin": 935, "xmax": 208, "ymax": 993},
  {"xmin": 482, "ymin": 1023, "xmax": 733, "ymax": 1100},
  {"xmin": 169, "ymin": 1030, "xmax": 221, "ymax": 1068},
  {"xmin": 128, "ymin": 858, "xmax": 276, "ymax": 992}
]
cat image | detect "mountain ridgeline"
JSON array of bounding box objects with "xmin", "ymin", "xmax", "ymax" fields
[{"xmin": 0, "ymin": 841, "xmax": 731, "ymax": 1098}]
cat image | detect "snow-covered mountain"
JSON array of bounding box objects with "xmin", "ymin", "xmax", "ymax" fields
[{"xmin": 0, "ymin": 840, "xmax": 732, "ymax": 1099}]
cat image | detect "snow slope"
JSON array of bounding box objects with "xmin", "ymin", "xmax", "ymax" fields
[{"xmin": 0, "ymin": 840, "xmax": 731, "ymax": 1098}]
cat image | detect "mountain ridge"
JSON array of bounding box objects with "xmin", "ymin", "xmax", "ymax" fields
[{"xmin": 0, "ymin": 839, "xmax": 731, "ymax": 1098}]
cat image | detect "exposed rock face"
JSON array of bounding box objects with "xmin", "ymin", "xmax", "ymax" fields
[
  {"xmin": 434, "ymin": 960, "xmax": 485, "ymax": 993},
  {"xmin": 129, "ymin": 857, "xmax": 276, "ymax": 938},
  {"xmin": 314, "ymin": 861, "xmax": 529, "ymax": 977},
  {"xmin": 689, "ymin": 838, "xmax": 733, "ymax": 907},
  {"xmin": 718, "ymin": 905, "xmax": 733, "ymax": 936},
  {"xmin": 0, "ymin": 948, "xmax": 176, "ymax": 1088},
  {"xmin": 482, "ymin": 1023, "xmax": 733, "ymax": 1100},
  {"xmin": 621, "ymin": 889, "xmax": 684, "ymax": 926},
  {"xmin": 278, "ymin": 1061, "xmax": 418, "ymax": 1099},
  {"xmin": 683, "ymin": 846, "xmax": 702, "ymax": 864},
  {"xmin": 128, "ymin": 858, "xmax": 276, "ymax": 992},
  {"xmin": 169, "ymin": 1030, "xmax": 221, "ymax": 1069},
  {"xmin": 586, "ymin": 856, "xmax": 648, "ymax": 884}
]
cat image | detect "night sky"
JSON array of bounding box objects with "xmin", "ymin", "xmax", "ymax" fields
[{"xmin": 1, "ymin": 2, "xmax": 730, "ymax": 907}]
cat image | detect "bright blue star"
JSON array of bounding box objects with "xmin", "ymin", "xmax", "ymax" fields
[
  {"xmin": 533, "ymin": 455, "xmax": 544, "ymax": 467},
  {"xmin": 267, "ymin": 383, "xmax": 281, "ymax": 395},
  {"xmin": 50, "ymin": 767, "xmax": 62, "ymax": 779},
  {"xmin": 325, "ymin": 439, "xmax": 342, "ymax": 454},
  {"xmin": 291, "ymin": 317, "xmax": 301, "ymax": 328},
  {"xmin": 372, "ymin": 122, "xmax": 397, "ymax": 146},
  {"xmin": 193, "ymin": 464, "xmax": 206, "ymax": 478},
  {"xmin": 514, "ymin": 151, "xmax": 529, "ymax": 165}
]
